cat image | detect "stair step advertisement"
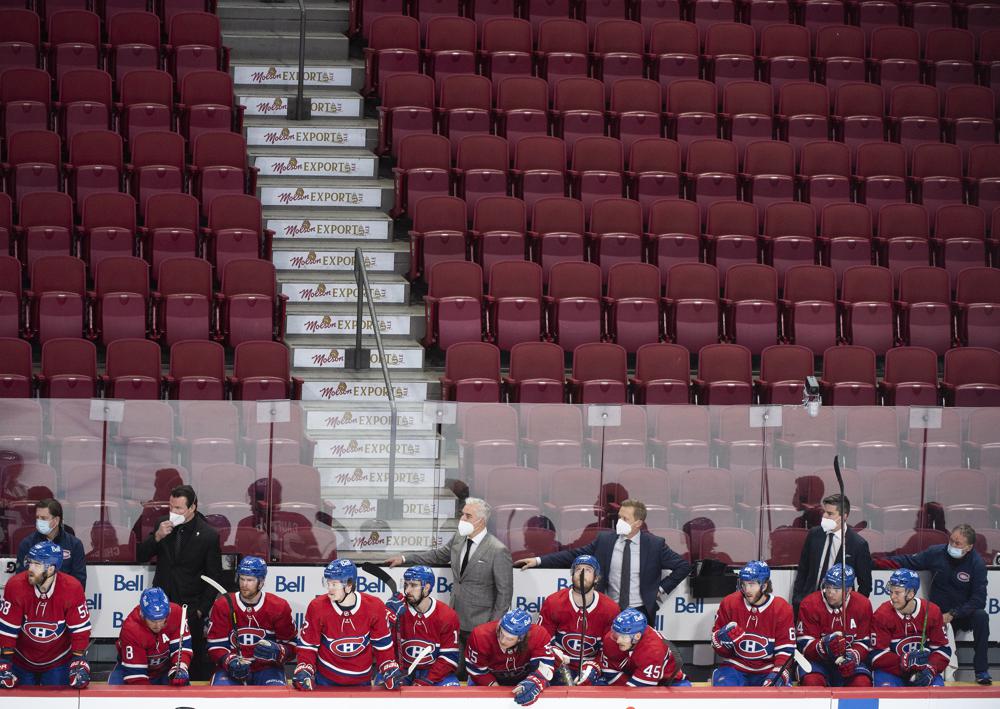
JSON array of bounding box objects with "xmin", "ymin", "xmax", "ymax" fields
[
  {"xmin": 232, "ymin": 62, "xmax": 362, "ymax": 89},
  {"xmin": 268, "ymin": 214, "xmax": 392, "ymax": 241},
  {"xmin": 239, "ymin": 91, "xmax": 363, "ymax": 118},
  {"xmin": 258, "ymin": 179, "xmax": 392, "ymax": 210},
  {"xmin": 255, "ymin": 153, "xmax": 376, "ymax": 178},
  {"xmin": 313, "ymin": 436, "xmax": 440, "ymax": 461},
  {"xmin": 281, "ymin": 280, "xmax": 406, "ymax": 304},
  {"xmin": 322, "ymin": 496, "xmax": 455, "ymax": 524},
  {"xmin": 291, "ymin": 345, "xmax": 424, "ymax": 370},
  {"xmin": 318, "ymin": 466, "xmax": 444, "ymax": 490},
  {"xmin": 299, "ymin": 380, "xmax": 429, "ymax": 402},
  {"xmin": 305, "ymin": 406, "xmax": 436, "ymax": 432},
  {"xmin": 245, "ymin": 124, "xmax": 371, "ymax": 148},
  {"xmin": 273, "ymin": 247, "xmax": 397, "ymax": 272}
]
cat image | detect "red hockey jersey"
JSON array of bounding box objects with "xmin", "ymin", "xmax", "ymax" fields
[
  {"xmin": 116, "ymin": 602, "xmax": 192, "ymax": 684},
  {"xmin": 870, "ymin": 598, "xmax": 950, "ymax": 677},
  {"xmin": 297, "ymin": 591, "xmax": 394, "ymax": 685},
  {"xmin": 206, "ymin": 591, "xmax": 297, "ymax": 672},
  {"xmin": 538, "ymin": 588, "xmax": 618, "ymax": 672},
  {"xmin": 465, "ymin": 622, "xmax": 556, "ymax": 687},
  {"xmin": 600, "ymin": 626, "xmax": 685, "ymax": 686},
  {"xmin": 711, "ymin": 591, "xmax": 795, "ymax": 675},
  {"xmin": 391, "ymin": 597, "xmax": 460, "ymax": 684},
  {"xmin": 0, "ymin": 572, "xmax": 91, "ymax": 671},
  {"xmin": 796, "ymin": 589, "xmax": 872, "ymax": 665}
]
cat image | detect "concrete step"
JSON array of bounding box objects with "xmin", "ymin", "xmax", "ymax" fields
[
  {"xmin": 258, "ymin": 177, "xmax": 393, "ymax": 211},
  {"xmin": 238, "ymin": 88, "xmax": 363, "ymax": 119},
  {"xmin": 291, "ymin": 342, "xmax": 425, "ymax": 371},
  {"xmin": 268, "ymin": 210, "xmax": 394, "ymax": 242},
  {"xmin": 223, "ymin": 30, "xmax": 349, "ymax": 62},
  {"xmin": 218, "ymin": 0, "xmax": 349, "ymax": 34},
  {"xmin": 232, "ymin": 60, "xmax": 364, "ymax": 91},
  {"xmin": 272, "ymin": 239, "xmax": 407, "ymax": 274},
  {"xmin": 279, "ymin": 274, "xmax": 410, "ymax": 304},
  {"xmin": 252, "ymin": 150, "xmax": 378, "ymax": 180},
  {"xmin": 244, "ymin": 118, "xmax": 377, "ymax": 150},
  {"xmin": 285, "ymin": 303, "xmax": 424, "ymax": 340}
]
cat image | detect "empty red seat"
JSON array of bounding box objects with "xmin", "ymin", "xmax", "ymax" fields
[
  {"xmin": 593, "ymin": 20, "xmax": 645, "ymax": 99},
  {"xmin": 178, "ymin": 70, "xmax": 241, "ymax": 145},
  {"xmin": 896, "ymin": 266, "xmax": 952, "ymax": 355},
  {"xmin": 522, "ymin": 403, "xmax": 583, "ymax": 472},
  {"xmin": 685, "ymin": 138, "xmax": 739, "ymax": 220},
  {"xmin": 1, "ymin": 68, "xmax": 51, "ymax": 142},
  {"xmin": 695, "ymin": 342, "xmax": 752, "ymax": 405},
  {"xmin": 4, "ymin": 130, "xmax": 62, "ymax": 203},
  {"xmin": 155, "ymin": 257, "xmax": 213, "ymax": 345},
  {"xmin": 627, "ymin": 138, "xmax": 682, "ymax": 218},
  {"xmin": 889, "ymin": 84, "xmax": 941, "ymax": 160},
  {"xmin": 486, "ymin": 260, "xmax": 543, "ymax": 351},
  {"xmin": 530, "ymin": 197, "xmax": 586, "ymax": 283},
  {"xmin": 38, "ymin": 337, "xmax": 97, "ymax": 398},
  {"xmin": 925, "ymin": 28, "xmax": 976, "ymax": 100},
  {"xmin": 496, "ymin": 77, "xmax": 550, "ymax": 157},
  {"xmin": 106, "ymin": 11, "xmax": 161, "ymax": 85},
  {"xmin": 834, "ymin": 82, "xmax": 886, "ymax": 159},
  {"xmin": 439, "ymin": 74, "xmax": 493, "ymax": 159},
  {"xmin": 545, "ymin": 261, "xmax": 602, "ymax": 352},
  {"xmin": 665, "ymin": 261, "xmax": 720, "ymax": 353},
  {"xmin": 943, "ymin": 347, "xmax": 1000, "ymax": 407},
  {"xmin": 79, "ymin": 192, "xmax": 138, "ymax": 270},
  {"xmin": 118, "ymin": 70, "xmax": 175, "ymax": 143},
  {"xmin": 705, "ymin": 22, "xmax": 756, "ymax": 97},
  {"xmin": 480, "ymin": 18, "xmax": 533, "ymax": 96},
  {"xmin": 471, "ymin": 195, "xmax": 526, "ymax": 282},
  {"xmin": 190, "ymin": 132, "xmax": 256, "ymax": 216},
  {"xmin": 103, "ymin": 338, "xmax": 162, "ymax": 399},
  {"xmin": 876, "ymin": 203, "xmax": 931, "ymax": 289},
  {"xmin": 141, "ymin": 193, "xmax": 200, "ymax": 277},
  {"xmin": 645, "ymin": 198, "xmax": 700, "ymax": 283},
  {"xmin": 29, "ymin": 255, "xmax": 87, "ymax": 344},
  {"xmin": 92, "ymin": 256, "xmax": 150, "ymax": 346},
  {"xmin": 458, "ymin": 135, "xmax": 511, "ymax": 224},
  {"xmin": 606, "ymin": 262, "xmax": 661, "ymax": 353},
  {"xmin": 17, "ymin": 191, "xmax": 74, "ymax": 270},
  {"xmin": 553, "ymin": 77, "xmax": 606, "ymax": 158},
  {"xmin": 742, "ymin": 139, "xmax": 795, "ymax": 221},
  {"xmin": 820, "ymin": 344, "xmax": 877, "ymax": 406},
  {"xmin": 666, "ymin": 79, "xmax": 718, "ymax": 159},
  {"xmin": 880, "ymin": 345, "xmax": 939, "ymax": 406},
  {"xmin": 798, "ymin": 140, "xmax": 851, "ymax": 212},
  {"xmin": 441, "ymin": 341, "xmax": 502, "ymax": 402},
  {"xmin": 204, "ymin": 194, "xmax": 272, "ymax": 278},
  {"xmin": 967, "ymin": 144, "xmax": 1000, "ymax": 222},
  {"xmin": 422, "ymin": 260, "xmax": 484, "ymax": 350},
  {"xmin": 67, "ymin": 131, "xmax": 125, "ymax": 217},
  {"xmin": 363, "ymin": 15, "xmax": 420, "ymax": 98},
  {"xmin": 588, "ymin": 197, "xmax": 642, "ymax": 281},
  {"xmin": 869, "ymin": 27, "xmax": 921, "ymax": 104},
  {"xmin": 536, "ymin": 18, "xmax": 589, "ymax": 96},
  {"xmin": 911, "ymin": 143, "xmax": 963, "ymax": 223},
  {"xmin": 757, "ymin": 343, "xmax": 814, "ymax": 405},
  {"xmin": 45, "ymin": 10, "xmax": 101, "ymax": 84},
  {"xmin": 0, "ymin": 337, "xmax": 32, "ymax": 397},
  {"xmin": 569, "ymin": 342, "xmax": 628, "ymax": 403},
  {"xmin": 513, "ymin": 136, "xmax": 567, "ymax": 213},
  {"xmin": 631, "ymin": 341, "xmax": 690, "ymax": 404},
  {"xmin": 722, "ymin": 81, "xmax": 774, "ymax": 161},
  {"xmin": 723, "ymin": 263, "xmax": 779, "ymax": 356},
  {"xmin": 759, "ymin": 24, "xmax": 811, "ymax": 99},
  {"xmin": 0, "ymin": 10, "xmax": 40, "ymax": 73},
  {"xmin": 229, "ymin": 341, "xmax": 298, "ymax": 401},
  {"xmin": 392, "ymin": 134, "xmax": 451, "ymax": 219},
  {"xmin": 57, "ymin": 68, "xmax": 112, "ymax": 144},
  {"xmin": 777, "ymin": 81, "xmax": 830, "ymax": 158},
  {"xmin": 955, "ymin": 267, "xmax": 1000, "ymax": 349},
  {"xmin": 220, "ymin": 259, "xmax": 286, "ymax": 347},
  {"xmin": 505, "ymin": 341, "xmax": 565, "ymax": 403},
  {"xmin": 647, "ymin": 20, "xmax": 700, "ymax": 93},
  {"xmin": 839, "ymin": 265, "xmax": 894, "ymax": 355},
  {"xmin": 933, "ymin": 204, "xmax": 989, "ymax": 289},
  {"xmin": 424, "ymin": 16, "xmax": 477, "ymax": 99},
  {"xmin": 609, "ymin": 79, "xmax": 662, "ymax": 154},
  {"xmin": 815, "ymin": 24, "xmax": 866, "ymax": 97},
  {"xmin": 943, "ymin": 86, "xmax": 997, "ymax": 166},
  {"xmin": 408, "ymin": 195, "xmax": 467, "ymax": 282},
  {"xmin": 820, "ymin": 202, "xmax": 874, "ymax": 287},
  {"xmin": 168, "ymin": 339, "xmax": 225, "ymax": 399},
  {"xmin": 854, "ymin": 141, "xmax": 907, "ymax": 218},
  {"xmin": 781, "ymin": 264, "xmax": 836, "ymax": 355},
  {"xmin": 168, "ymin": 12, "xmax": 229, "ymax": 84},
  {"xmin": 127, "ymin": 130, "xmax": 185, "ymax": 215},
  {"xmin": 704, "ymin": 200, "xmax": 758, "ymax": 279}
]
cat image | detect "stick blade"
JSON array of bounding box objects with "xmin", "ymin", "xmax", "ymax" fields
[{"xmin": 360, "ymin": 561, "xmax": 398, "ymax": 595}]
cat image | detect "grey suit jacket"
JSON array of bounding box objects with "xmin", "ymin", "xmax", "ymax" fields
[{"xmin": 406, "ymin": 532, "xmax": 513, "ymax": 632}]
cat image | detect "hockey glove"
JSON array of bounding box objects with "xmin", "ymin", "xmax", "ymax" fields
[
  {"xmin": 168, "ymin": 662, "xmax": 190, "ymax": 686},
  {"xmin": 712, "ymin": 622, "xmax": 744, "ymax": 652},
  {"xmin": 513, "ymin": 675, "xmax": 546, "ymax": 706},
  {"xmin": 577, "ymin": 660, "xmax": 601, "ymax": 686},
  {"xmin": 902, "ymin": 648, "xmax": 931, "ymax": 672},
  {"xmin": 378, "ymin": 660, "xmax": 403, "ymax": 690},
  {"xmin": 385, "ymin": 592, "xmax": 406, "ymax": 618},
  {"xmin": 292, "ymin": 662, "xmax": 315, "ymax": 691},
  {"xmin": 819, "ymin": 632, "xmax": 847, "ymax": 660},
  {"xmin": 253, "ymin": 638, "xmax": 283, "ymax": 664},
  {"xmin": 836, "ymin": 648, "xmax": 862, "ymax": 678},
  {"xmin": 225, "ymin": 652, "xmax": 252, "ymax": 680},
  {"xmin": 762, "ymin": 668, "xmax": 791, "ymax": 687},
  {"xmin": 68, "ymin": 658, "xmax": 90, "ymax": 689},
  {"xmin": 911, "ymin": 667, "xmax": 935, "ymax": 687},
  {"xmin": 0, "ymin": 660, "xmax": 17, "ymax": 689}
]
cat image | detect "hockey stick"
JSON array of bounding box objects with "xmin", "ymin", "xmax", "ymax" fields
[
  {"xmin": 201, "ymin": 574, "xmax": 237, "ymax": 631},
  {"xmin": 175, "ymin": 604, "xmax": 188, "ymax": 673},
  {"xmin": 407, "ymin": 646, "xmax": 433, "ymax": 675},
  {"xmin": 361, "ymin": 562, "xmax": 398, "ymax": 595},
  {"xmin": 575, "ymin": 568, "xmax": 587, "ymax": 685},
  {"xmin": 832, "ymin": 456, "xmax": 847, "ymax": 605}
]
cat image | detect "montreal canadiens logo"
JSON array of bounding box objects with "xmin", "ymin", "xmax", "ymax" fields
[
  {"xmin": 23, "ymin": 622, "xmax": 61, "ymax": 643},
  {"xmin": 401, "ymin": 640, "xmax": 435, "ymax": 665},
  {"xmin": 896, "ymin": 635, "xmax": 922, "ymax": 656},
  {"xmin": 736, "ymin": 632, "xmax": 771, "ymax": 659},
  {"xmin": 957, "ymin": 572, "xmax": 970, "ymax": 582},
  {"xmin": 235, "ymin": 627, "xmax": 267, "ymax": 648},
  {"xmin": 330, "ymin": 636, "xmax": 368, "ymax": 657},
  {"xmin": 559, "ymin": 633, "xmax": 598, "ymax": 656}
]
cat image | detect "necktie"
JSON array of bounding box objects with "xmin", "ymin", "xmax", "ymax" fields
[
  {"xmin": 619, "ymin": 539, "xmax": 632, "ymax": 610},
  {"xmin": 817, "ymin": 532, "xmax": 833, "ymax": 590},
  {"xmin": 460, "ymin": 538, "xmax": 473, "ymax": 576}
]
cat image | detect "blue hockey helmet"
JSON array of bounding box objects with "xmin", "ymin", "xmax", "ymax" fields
[
  {"xmin": 26, "ymin": 541, "xmax": 63, "ymax": 571},
  {"xmin": 823, "ymin": 563, "xmax": 856, "ymax": 590},
  {"xmin": 739, "ymin": 560, "xmax": 770, "ymax": 585},
  {"xmin": 612, "ymin": 608, "xmax": 647, "ymax": 636},
  {"xmin": 237, "ymin": 555, "xmax": 268, "ymax": 580},
  {"xmin": 324, "ymin": 559, "xmax": 357, "ymax": 586},
  {"xmin": 404, "ymin": 565, "xmax": 435, "ymax": 591},
  {"xmin": 888, "ymin": 568, "xmax": 920, "ymax": 593},
  {"xmin": 499, "ymin": 609, "xmax": 533, "ymax": 638},
  {"xmin": 571, "ymin": 554, "xmax": 601, "ymax": 578},
  {"xmin": 140, "ymin": 587, "xmax": 171, "ymax": 622}
]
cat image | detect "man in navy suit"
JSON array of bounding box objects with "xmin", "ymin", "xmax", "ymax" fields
[{"xmin": 515, "ymin": 500, "xmax": 691, "ymax": 624}]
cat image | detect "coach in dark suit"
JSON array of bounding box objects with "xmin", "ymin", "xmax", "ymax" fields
[
  {"xmin": 791, "ymin": 493, "xmax": 872, "ymax": 613},
  {"xmin": 515, "ymin": 499, "xmax": 691, "ymax": 624}
]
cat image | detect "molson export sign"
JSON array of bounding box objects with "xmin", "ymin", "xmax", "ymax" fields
[
  {"xmin": 285, "ymin": 314, "xmax": 410, "ymax": 336},
  {"xmin": 318, "ymin": 466, "xmax": 443, "ymax": 488},
  {"xmin": 272, "ymin": 250, "xmax": 394, "ymax": 271},
  {"xmin": 281, "ymin": 282, "xmax": 405, "ymax": 303},
  {"xmin": 325, "ymin": 498, "xmax": 378, "ymax": 519},
  {"xmin": 300, "ymin": 381, "xmax": 428, "ymax": 402},
  {"xmin": 291, "ymin": 347, "xmax": 423, "ymax": 369},
  {"xmin": 402, "ymin": 498, "xmax": 456, "ymax": 519},
  {"xmin": 256, "ymin": 156, "xmax": 375, "ymax": 177},
  {"xmin": 260, "ymin": 187, "xmax": 383, "ymax": 208},
  {"xmin": 239, "ymin": 95, "xmax": 363, "ymax": 117},
  {"xmin": 233, "ymin": 65, "xmax": 352, "ymax": 86},
  {"xmin": 246, "ymin": 126, "xmax": 367, "ymax": 147},
  {"xmin": 347, "ymin": 529, "xmax": 449, "ymax": 553},
  {"xmin": 269, "ymin": 217, "xmax": 390, "ymax": 240},
  {"xmin": 306, "ymin": 409, "xmax": 432, "ymax": 431},
  {"xmin": 313, "ymin": 438, "xmax": 440, "ymax": 459}
]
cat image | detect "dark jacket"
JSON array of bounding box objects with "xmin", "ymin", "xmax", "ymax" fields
[
  {"xmin": 16, "ymin": 527, "xmax": 87, "ymax": 589},
  {"xmin": 792, "ymin": 525, "xmax": 873, "ymax": 610},
  {"xmin": 136, "ymin": 511, "xmax": 223, "ymax": 618},
  {"xmin": 537, "ymin": 530, "xmax": 691, "ymax": 620},
  {"xmin": 885, "ymin": 544, "xmax": 987, "ymax": 620}
]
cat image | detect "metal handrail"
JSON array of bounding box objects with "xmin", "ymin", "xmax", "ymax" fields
[
  {"xmin": 289, "ymin": 0, "xmax": 310, "ymax": 120},
  {"xmin": 353, "ymin": 247, "xmax": 398, "ymax": 507}
]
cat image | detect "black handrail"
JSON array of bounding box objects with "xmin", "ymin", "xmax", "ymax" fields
[{"xmin": 288, "ymin": 0, "xmax": 311, "ymax": 120}]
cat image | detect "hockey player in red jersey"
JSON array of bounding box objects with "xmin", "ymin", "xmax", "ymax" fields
[
  {"xmin": 109, "ymin": 587, "xmax": 192, "ymax": 685},
  {"xmin": 711, "ymin": 560, "xmax": 796, "ymax": 687},
  {"xmin": 0, "ymin": 541, "xmax": 91, "ymax": 688},
  {"xmin": 466, "ymin": 609, "xmax": 557, "ymax": 705},
  {"xmin": 796, "ymin": 564, "xmax": 872, "ymax": 687},
  {"xmin": 537, "ymin": 555, "xmax": 619, "ymax": 684},
  {"xmin": 599, "ymin": 608, "xmax": 690, "ymax": 687},
  {"xmin": 871, "ymin": 568, "xmax": 950, "ymax": 687},
  {"xmin": 384, "ymin": 565, "xmax": 460, "ymax": 686},
  {"xmin": 293, "ymin": 559, "xmax": 402, "ymax": 690},
  {"xmin": 206, "ymin": 556, "xmax": 297, "ymax": 686}
]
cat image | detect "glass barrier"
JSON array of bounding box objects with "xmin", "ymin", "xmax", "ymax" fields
[{"xmin": 1, "ymin": 400, "xmax": 997, "ymax": 566}]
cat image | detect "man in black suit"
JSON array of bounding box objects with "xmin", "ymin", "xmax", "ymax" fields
[
  {"xmin": 514, "ymin": 499, "xmax": 691, "ymax": 624},
  {"xmin": 791, "ymin": 493, "xmax": 872, "ymax": 615}
]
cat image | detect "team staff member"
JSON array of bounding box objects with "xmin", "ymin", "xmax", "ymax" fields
[
  {"xmin": 517, "ymin": 499, "xmax": 691, "ymax": 625},
  {"xmin": 877, "ymin": 523, "xmax": 991, "ymax": 685},
  {"xmin": 137, "ymin": 484, "xmax": 223, "ymax": 680},
  {"xmin": 16, "ymin": 499, "xmax": 86, "ymax": 589}
]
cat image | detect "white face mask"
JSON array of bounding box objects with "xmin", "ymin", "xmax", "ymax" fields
[
  {"xmin": 820, "ymin": 517, "xmax": 838, "ymax": 533},
  {"xmin": 616, "ymin": 518, "xmax": 633, "ymax": 536},
  {"xmin": 169, "ymin": 512, "xmax": 186, "ymax": 526},
  {"xmin": 457, "ymin": 520, "xmax": 475, "ymax": 537},
  {"xmin": 36, "ymin": 519, "xmax": 53, "ymax": 536},
  {"xmin": 947, "ymin": 545, "xmax": 966, "ymax": 559}
]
